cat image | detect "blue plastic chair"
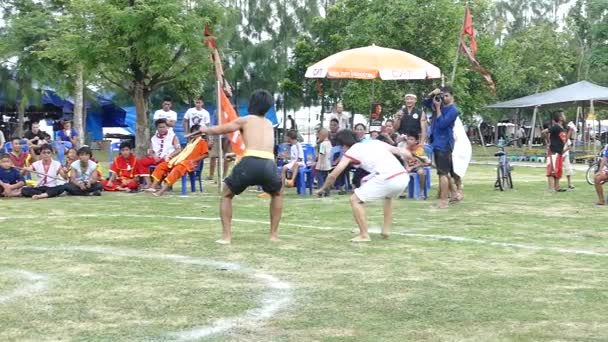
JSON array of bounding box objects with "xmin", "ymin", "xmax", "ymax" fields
[
  {"xmin": 329, "ymin": 145, "xmax": 351, "ymax": 191},
  {"xmin": 108, "ymin": 142, "xmax": 121, "ymax": 163},
  {"xmin": 3, "ymin": 142, "xmax": 30, "ymax": 153},
  {"xmin": 408, "ymin": 166, "xmax": 432, "ymax": 200},
  {"xmin": 295, "ymin": 144, "xmax": 316, "ymax": 195},
  {"xmin": 180, "ymin": 160, "xmax": 204, "ymax": 195},
  {"xmin": 52, "ymin": 141, "xmax": 72, "ymax": 165},
  {"xmin": 423, "ymin": 144, "xmax": 434, "ymax": 164}
]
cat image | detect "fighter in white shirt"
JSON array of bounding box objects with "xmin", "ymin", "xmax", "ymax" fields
[
  {"xmin": 317, "ymin": 130, "xmax": 413, "ymax": 242},
  {"xmin": 182, "ymin": 98, "xmax": 211, "ymax": 133},
  {"xmin": 153, "ymin": 98, "xmax": 178, "ymax": 128}
]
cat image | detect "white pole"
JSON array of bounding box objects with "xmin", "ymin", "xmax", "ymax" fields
[
  {"xmin": 528, "ymin": 106, "xmax": 538, "ymax": 148},
  {"xmin": 217, "ymin": 81, "xmax": 223, "ymax": 193}
]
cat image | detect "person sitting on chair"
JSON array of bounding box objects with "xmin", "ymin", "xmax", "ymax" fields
[
  {"xmin": 145, "ymin": 125, "xmax": 209, "ymax": 197},
  {"xmin": 8, "ymin": 137, "xmax": 32, "ymax": 176},
  {"xmin": 138, "ymin": 118, "xmax": 181, "ymax": 185},
  {"xmin": 281, "ymin": 129, "xmax": 304, "ymax": 188},
  {"xmin": 405, "ymin": 133, "xmax": 431, "ymax": 199}
]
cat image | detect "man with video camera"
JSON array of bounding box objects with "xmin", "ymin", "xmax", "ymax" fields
[{"xmin": 422, "ymin": 86, "xmax": 460, "ymax": 209}]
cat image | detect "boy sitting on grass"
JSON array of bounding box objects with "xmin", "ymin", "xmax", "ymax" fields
[
  {"xmin": 64, "ymin": 147, "xmax": 102, "ymax": 196},
  {"xmin": 0, "ymin": 153, "xmax": 25, "ymax": 197}
]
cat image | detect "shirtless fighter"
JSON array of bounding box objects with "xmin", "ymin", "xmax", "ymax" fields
[{"xmin": 197, "ymin": 90, "xmax": 282, "ymax": 244}]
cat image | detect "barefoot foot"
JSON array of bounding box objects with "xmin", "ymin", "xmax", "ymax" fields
[
  {"xmin": 350, "ymin": 235, "xmax": 371, "ymax": 242},
  {"xmin": 215, "ymin": 239, "xmax": 231, "ymax": 245}
]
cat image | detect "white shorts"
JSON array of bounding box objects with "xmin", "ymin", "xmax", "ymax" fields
[
  {"xmin": 354, "ymin": 172, "xmax": 408, "ymax": 202},
  {"xmin": 563, "ymin": 151, "xmax": 574, "ymax": 176}
]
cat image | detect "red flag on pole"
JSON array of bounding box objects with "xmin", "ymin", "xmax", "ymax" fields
[
  {"xmin": 204, "ymin": 24, "xmax": 216, "ymax": 49},
  {"xmin": 459, "ymin": 7, "xmax": 495, "ymax": 93}
]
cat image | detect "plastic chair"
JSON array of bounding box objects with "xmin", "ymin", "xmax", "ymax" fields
[
  {"xmin": 52, "ymin": 141, "xmax": 72, "ymax": 165},
  {"xmin": 108, "ymin": 142, "xmax": 121, "ymax": 163},
  {"xmin": 423, "ymin": 144, "xmax": 434, "ymax": 164},
  {"xmin": 329, "ymin": 145, "xmax": 351, "ymax": 191},
  {"xmin": 3, "ymin": 142, "xmax": 30, "ymax": 153},
  {"xmin": 408, "ymin": 167, "xmax": 432, "ymax": 200},
  {"xmin": 296, "ymin": 144, "xmax": 316, "ymax": 195},
  {"xmin": 181, "ymin": 160, "xmax": 204, "ymax": 195}
]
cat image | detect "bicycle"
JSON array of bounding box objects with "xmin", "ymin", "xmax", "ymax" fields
[
  {"xmin": 586, "ymin": 144, "xmax": 608, "ymax": 185},
  {"xmin": 494, "ymin": 140, "xmax": 515, "ymax": 191}
]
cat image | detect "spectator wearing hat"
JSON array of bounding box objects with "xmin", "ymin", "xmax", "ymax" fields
[{"xmin": 394, "ymin": 93, "xmax": 427, "ymax": 145}]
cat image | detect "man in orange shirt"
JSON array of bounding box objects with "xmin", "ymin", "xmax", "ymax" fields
[
  {"xmin": 102, "ymin": 142, "xmax": 141, "ymax": 192},
  {"xmin": 145, "ymin": 125, "xmax": 209, "ymax": 196}
]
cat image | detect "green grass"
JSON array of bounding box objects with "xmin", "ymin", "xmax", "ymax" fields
[{"xmin": 0, "ymin": 163, "xmax": 607, "ymax": 341}]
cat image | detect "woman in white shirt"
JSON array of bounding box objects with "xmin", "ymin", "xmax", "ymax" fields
[{"xmin": 21, "ymin": 144, "xmax": 68, "ymax": 199}]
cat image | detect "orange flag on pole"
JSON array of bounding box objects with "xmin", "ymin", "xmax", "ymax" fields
[{"xmin": 459, "ymin": 7, "xmax": 495, "ymax": 93}]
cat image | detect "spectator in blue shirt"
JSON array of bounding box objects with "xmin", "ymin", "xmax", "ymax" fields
[
  {"xmin": 422, "ymin": 86, "xmax": 460, "ymax": 208},
  {"xmin": 0, "ymin": 153, "xmax": 25, "ymax": 197},
  {"xmin": 56, "ymin": 121, "xmax": 79, "ymax": 147}
]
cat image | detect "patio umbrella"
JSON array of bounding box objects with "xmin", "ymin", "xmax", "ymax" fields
[{"xmin": 304, "ymin": 45, "xmax": 441, "ymax": 80}]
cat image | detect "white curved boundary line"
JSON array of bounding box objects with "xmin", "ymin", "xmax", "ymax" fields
[
  {"xmin": 2, "ymin": 213, "xmax": 607, "ymax": 257},
  {"xmin": 0, "ymin": 269, "xmax": 49, "ymax": 304},
  {"xmin": 8, "ymin": 246, "xmax": 292, "ymax": 341}
]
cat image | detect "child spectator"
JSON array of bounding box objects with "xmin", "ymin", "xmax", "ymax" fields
[
  {"xmin": 0, "ymin": 153, "xmax": 25, "ymax": 197},
  {"xmin": 56, "ymin": 121, "xmax": 79, "ymax": 147},
  {"xmin": 315, "ymin": 128, "xmax": 332, "ymax": 197},
  {"xmin": 405, "ymin": 134, "xmax": 431, "ymax": 199},
  {"xmin": 281, "ymin": 130, "xmax": 304, "ymax": 188},
  {"xmin": 139, "ymin": 118, "xmax": 181, "ymax": 185},
  {"xmin": 145, "ymin": 125, "xmax": 209, "ymax": 196},
  {"xmin": 8, "ymin": 137, "xmax": 32, "ymax": 176},
  {"xmin": 21, "ymin": 144, "xmax": 67, "ymax": 199},
  {"xmin": 102, "ymin": 142, "xmax": 141, "ymax": 192},
  {"xmin": 64, "ymin": 146, "xmax": 102, "ymax": 196}
]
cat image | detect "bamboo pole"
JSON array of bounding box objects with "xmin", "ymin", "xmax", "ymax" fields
[
  {"xmin": 217, "ymin": 81, "xmax": 223, "ymax": 193},
  {"xmin": 450, "ymin": 7, "xmax": 468, "ymax": 85}
]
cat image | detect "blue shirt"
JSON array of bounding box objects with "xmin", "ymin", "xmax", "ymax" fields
[
  {"xmin": 57, "ymin": 129, "xmax": 78, "ymax": 142},
  {"xmin": 422, "ymin": 99, "xmax": 460, "ymax": 152},
  {"xmin": 0, "ymin": 167, "xmax": 25, "ymax": 185}
]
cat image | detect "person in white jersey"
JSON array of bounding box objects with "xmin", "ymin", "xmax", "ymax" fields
[
  {"xmin": 182, "ymin": 97, "xmax": 210, "ymax": 132},
  {"xmin": 153, "ymin": 97, "xmax": 178, "ymax": 128},
  {"xmin": 21, "ymin": 143, "xmax": 68, "ymax": 199},
  {"xmin": 140, "ymin": 118, "xmax": 181, "ymax": 185},
  {"xmin": 317, "ymin": 129, "xmax": 413, "ymax": 242}
]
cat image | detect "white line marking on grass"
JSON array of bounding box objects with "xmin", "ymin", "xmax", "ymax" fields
[
  {"xmin": 0, "ymin": 270, "xmax": 49, "ymax": 304},
  {"xmin": 3, "ymin": 214, "xmax": 607, "ymax": 257},
  {"xmin": 7, "ymin": 246, "xmax": 292, "ymax": 341}
]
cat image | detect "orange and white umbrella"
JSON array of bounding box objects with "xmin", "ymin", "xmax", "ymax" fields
[{"xmin": 305, "ymin": 45, "xmax": 441, "ymax": 80}]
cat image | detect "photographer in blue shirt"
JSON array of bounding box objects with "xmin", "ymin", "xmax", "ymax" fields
[{"xmin": 422, "ymin": 86, "xmax": 460, "ymax": 209}]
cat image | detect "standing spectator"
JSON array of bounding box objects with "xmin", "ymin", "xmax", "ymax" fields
[
  {"xmin": 56, "ymin": 121, "xmax": 79, "ymax": 147},
  {"xmin": 102, "ymin": 142, "xmax": 142, "ymax": 192},
  {"xmin": 24, "ymin": 121, "xmax": 51, "ymax": 155},
  {"xmin": 315, "ymin": 128, "xmax": 332, "ymax": 197},
  {"xmin": 0, "ymin": 153, "xmax": 25, "ymax": 197},
  {"xmin": 515, "ymin": 125, "xmax": 526, "ymax": 147},
  {"xmin": 21, "ymin": 144, "xmax": 67, "ymax": 199},
  {"xmin": 369, "ymin": 103, "xmax": 383, "ymax": 135},
  {"xmin": 287, "ymin": 115, "xmax": 297, "ymax": 130},
  {"xmin": 422, "ymin": 86, "xmax": 460, "ymax": 209},
  {"xmin": 563, "ymin": 121, "xmax": 576, "ymax": 189},
  {"xmin": 543, "ymin": 111, "xmax": 567, "ymax": 193},
  {"xmin": 394, "ymin": 93, "xmax": 427, "ymax": 144},
  {"xmin": 593, "ymin": 144, "xmax": 608, "ymax": 205},
  {"xmin": 281, "ymin": 130, "xmax": 304, "ymax": 188},
  {"xmin": 329, "ymin": 103, "xmax": 351, "ymax": 130},
  {"xmin": 153, "ymin": 97, "xmax": 178, "ymax": 128},
  {"xmin": 64, "ymin": 146, "xmax": 102, "ymax": 196},
  {"xmin": 329, "ymin": 119, "xmax": 339, "ymax": 146},
  {"xmin": 139, "ymin": 119, "xmax": 181, "ymax": 184},
  {"xmin": 182, "ymin": 97, "xmax": 210, "ymax": 132},
  {"xmin": 8, "ymin": 137, "xmax": 32, "ymax": 176}
]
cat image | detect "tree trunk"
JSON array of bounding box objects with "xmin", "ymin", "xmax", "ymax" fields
[
  {"xmin": 17, "ymin": 100, "xmax": 25, "ymax": 137},
  {"xmin": 132, "ymin": 82, "xmax": 150, "ymax": 157},
  {"xmin": 73, "ymin": 63, "xmax": 85, "ymax": 145}
]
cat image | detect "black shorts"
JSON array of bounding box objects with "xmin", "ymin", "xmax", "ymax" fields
[
  {"xmin": 224, "ymin": 156, "xmax": 282, "ymax": 195},
  {"xmin": 434, "ymin": 149, "xmax": 454, "ymax": 176}
]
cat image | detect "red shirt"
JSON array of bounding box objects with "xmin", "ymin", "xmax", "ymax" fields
[
  {"xmin": 9, "ymin": 151, "xmax": 31, "ymax": 168},
  {"xmin": 110, "ymin": 154, "xmax": 140, "ymax": 180}
]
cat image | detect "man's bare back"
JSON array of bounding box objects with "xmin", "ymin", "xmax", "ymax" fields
[{"xmin": 239, "ymin": 115, "xmax": 275, "ymax": 154}]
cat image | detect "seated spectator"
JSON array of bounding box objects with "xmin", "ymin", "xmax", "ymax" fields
[
  {"xmin": 8, "ymin": 137, "xmax": 32, "ymax": 176},
  {"xmin": 64, "ymin": 147, "xmax": 78, "ymax": 168},
  {"xmin": 139, "ymin": 119, "xmax": 181, "ymax": 184},
  {"xmin": 354, "ymin": 123, "xmax": 371, "ymax": 143},
  {"xmin": 405, "ymin": 134, "xmax": 431, "ymax": 199},
  {"xmin": 381, "ymin": 119, "xmax": 399, "ymax": 146},
  {"xmin": 102, "ymin": 142, "xmax": 141, "ymax": 192},
  {"xmin": 144, "ymin": 125, "xmax": 209, "ymax": 196},
  {"xmin": 594, "ymin": 144, "xmax": 608, "ymax": 205},
  {"xmin": 24, "ymin": 121, "xmax": 52, "ymax": 155},
  {"xmin": 21, "ymin": 144, "xmax": 67, "ymax": 199},
  {"xmin": 281, "ymin": 130, "xmax": 304, "ymax": 188},
  {"xmin": 0, "ymin": 153, "xmax": 25, "ymax": 197},
  {"xmin": 56, "ymin": 121, "xmax": 79, "ymax": 147},
  {"xmin": 329, "ymin": 118, "xmax": 339, "ymax": 146},
  {"xmin": 64, "ymin": 146, "xmax": 102, "ymax": 196},
  {"xmin": 315, "ymin": 128, "xmax": 332, "ymax": 197}
]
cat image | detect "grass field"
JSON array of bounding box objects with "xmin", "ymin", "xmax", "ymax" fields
[{"xmin": 1, "ymin": 160, "xmax": 607, "ymax": 341}]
